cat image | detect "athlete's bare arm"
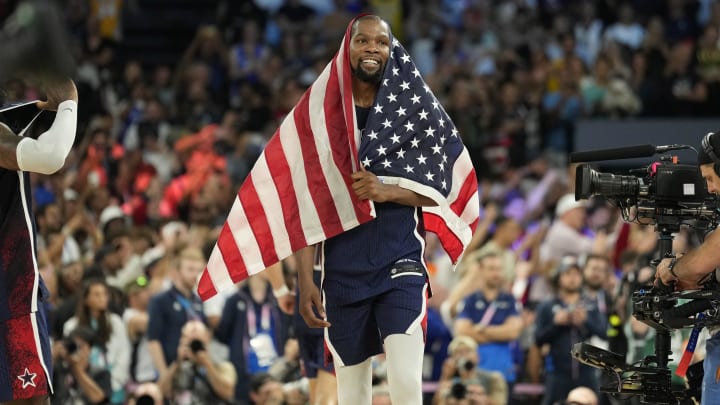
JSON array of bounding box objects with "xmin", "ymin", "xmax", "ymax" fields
[
  {"xmin": 351, "ymin": 170, "xmax": 437, "ymax": 207},
  {"xmin": 296, "ymin": 245, "xmax": 330, "ymax": 328},
  {"xmin": 0, "ymin": 125, "xmax": 22, "ymax": 170}
]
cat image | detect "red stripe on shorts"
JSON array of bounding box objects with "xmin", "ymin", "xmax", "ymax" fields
[{"xmin": 6, "ymin": 314, "xmax": 49, "ymax": 400}]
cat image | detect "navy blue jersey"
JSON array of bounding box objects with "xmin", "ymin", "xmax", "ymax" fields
[
  {"xmin": 321, "ymin": 201, "xmax": 425, "ymax": 304},
  {"xmin": 320, "ymin": 106, "xmax": 431, "ymax": 365},
  {"xmin": 0, "ymin": 104, "xmax": 47, "ymax": 321},
  {"xmin": 320, "ymin": 105, "xmax": 426, "ymax": 303},
  {"xmin": 0, "ymin": 168, "xmax": 40, "ymax": 320},
  {"xmin": 356, "ymin": 105, "xmax": 371, "ymax": 130}
]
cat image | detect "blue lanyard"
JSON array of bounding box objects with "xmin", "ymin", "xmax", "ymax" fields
[{"xmin": 173, "ymin": 291, "xmax": 201, "ymax": 321}]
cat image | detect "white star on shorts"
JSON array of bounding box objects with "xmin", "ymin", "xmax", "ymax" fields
[{"xmin": 18, "ymin": 368, "xmax": 37, "ymax": 389}]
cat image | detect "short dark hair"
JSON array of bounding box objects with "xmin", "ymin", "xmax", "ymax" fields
[
  {"xmin": 350, "ymin": 15, "xmax": 388, "ymax": 37},
  {"xmin": 584, "ymin": 254, "xmax": 610, "ymax": 268},
  {"xmin": 552, "ymin": 256, "xmax": 582, "ymax": 287},
  {"xmin": 699, "ymin": 132, "xmax": 720, "ymax": 166},
  {"xmin": 492, "ymin": 215, "xmax": 517, "ymax": 231},
  {"xmin": 68, "ymin": 325, "xmax": 97, "ymax": 346},
  {"xmin": 476, "ymin": 251, "xmax": 500, "ymax": 266}
]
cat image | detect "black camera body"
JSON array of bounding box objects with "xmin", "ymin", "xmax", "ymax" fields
[
  {"xmin": 450, "ymin": 380, "xmax": 467, "ymax": 400},
  {"xmin": 575, "ymin": 163, "xmax": 718, "ymax": 233},
  {"xmin": 134, "ymin": 394, "xmax": 157, "ymax": 405},
  {"xmin": 189, "ymin": 339, "xmax": 205, "ymax": 354},
  {"xmin": 63, "ymin": 338, "xmax": 78, "ymax": 355},
  {"xmin": 571, "ymin": 157, "xmax": 720, "ymax": 404}
]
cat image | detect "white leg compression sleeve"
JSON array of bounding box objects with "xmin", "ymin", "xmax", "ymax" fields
[
  {"xmin": 384, "ymin": 327, "xmax": 424, "ymax": 404},
  {"xmin": 335, "ymin": 357, "xmax": 372, "ymax": 405},
  {"xmin": 16, "ymin": 100, "xmax": 77, "ymax": 174}
]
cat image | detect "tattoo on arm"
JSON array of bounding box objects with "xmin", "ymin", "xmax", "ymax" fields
[{"xmin": 0, "ymin": 124, "xmax": 20, "ymax": 171}]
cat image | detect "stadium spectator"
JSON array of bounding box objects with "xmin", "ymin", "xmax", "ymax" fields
[
  {"xmin": 62, "ymin": 278, "xmax": 131, "ymax": 403},
  {"xmin": 147, "ymin": 247, "xmax": 208, "ymax": 391}
]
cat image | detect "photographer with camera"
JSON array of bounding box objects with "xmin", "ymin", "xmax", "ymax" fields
[
  {"xmin": 158, "ymin": 320, "xmax": 236, "ymax": 404},
  {"xmin": 655, "ymin": 131, "xmax": 720, "ymax": 404},
  {"xmin": 51, "ymin": 326, "xmax": 112, "ymax": 405},
  {"xmin": 127, "ymin": 383, "xmax": 163, "ymax": 405},
  {"xmin": 432, "ymin": 335, "xmax": 508, "ymax": 405}
]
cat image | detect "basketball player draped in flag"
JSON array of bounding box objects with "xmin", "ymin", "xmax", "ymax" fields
[
  {"xmin": 0, "ymin": 79, "xmax": 78, "ymax": 405},
  {"xmin": 198, "ymin": 11, "xmax": 477, "ymax": 402},
  {"xmin": 298, "ymin": 16, "xmax": 442, "ymax": 404}
]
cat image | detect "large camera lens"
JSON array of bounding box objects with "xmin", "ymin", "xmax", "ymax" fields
[
  {"xmin": 450, "ymin": 381, "xmax": 467, "ymax": 399},
  {"xmin": 575, "ymin": 164, "xmax": 640, "ymax": 200}
]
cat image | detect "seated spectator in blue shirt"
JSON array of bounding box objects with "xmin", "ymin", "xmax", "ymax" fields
[{"xmin": 454, "ymin": 252, "xmax": 524, "ymax": 388}]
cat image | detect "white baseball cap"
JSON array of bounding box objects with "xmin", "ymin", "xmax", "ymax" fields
[
  {"xmin": 99, "ymin": 205, "xmax": 126, "ymax": 230},
  {"xmin": 555, "ymin": 193, "xmax": 587, "ymax": 217}
]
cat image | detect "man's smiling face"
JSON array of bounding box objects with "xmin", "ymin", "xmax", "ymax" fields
[{"xmin": 349, "ymin": 17, "xmax": 391, "ymax": 84}]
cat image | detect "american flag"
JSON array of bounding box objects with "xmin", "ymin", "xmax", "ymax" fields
[{"xmin": 198, "ymin": 16, "xmax": 479, "ymax": 301}]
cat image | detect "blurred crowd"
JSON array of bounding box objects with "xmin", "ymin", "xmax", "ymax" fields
[{"xmin": 8, "ymin": 0, "xmax": 720, "ymax": 404}]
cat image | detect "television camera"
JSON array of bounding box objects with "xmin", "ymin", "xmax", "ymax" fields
[{"xmin": 568, "ymin": 144, "xmax": 720, "ymax": 404}]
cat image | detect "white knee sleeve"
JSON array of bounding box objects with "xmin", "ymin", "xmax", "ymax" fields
[
  {"xmin": 384, "ymin": 328, "xmax": 424, "ymax": 404},
  {"xmin": 335, "ymin": 357, "xmax": 372, "ymax": 405}
]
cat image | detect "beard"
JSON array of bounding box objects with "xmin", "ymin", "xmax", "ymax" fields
[
  {"xmin": 352, "ymin": 63, "xmax": 384, "ymax": 84},
  {"xmin": 561, "ymin": 285, "xmax": 582, "ymax": 294}
]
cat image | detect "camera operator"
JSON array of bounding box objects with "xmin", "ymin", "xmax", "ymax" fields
[
  {"xmin": 51, "ymin": 326, "xmax": 112, "ymax": 405},
  {"xmin": 655, "ymin": 131, "xmax": 720, "ymax": 404},
  {"xmin": 158, "ymin": 320, "xmax": 236, "ymax": 404},
  {"xmin": 432, "ymin": 335, "xmax": 508, "ymax": 405}
]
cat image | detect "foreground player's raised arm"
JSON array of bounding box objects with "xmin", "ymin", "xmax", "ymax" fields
[{"xmin": 15, "ymin": 79, "xmax": 78, "ymax": 174}]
